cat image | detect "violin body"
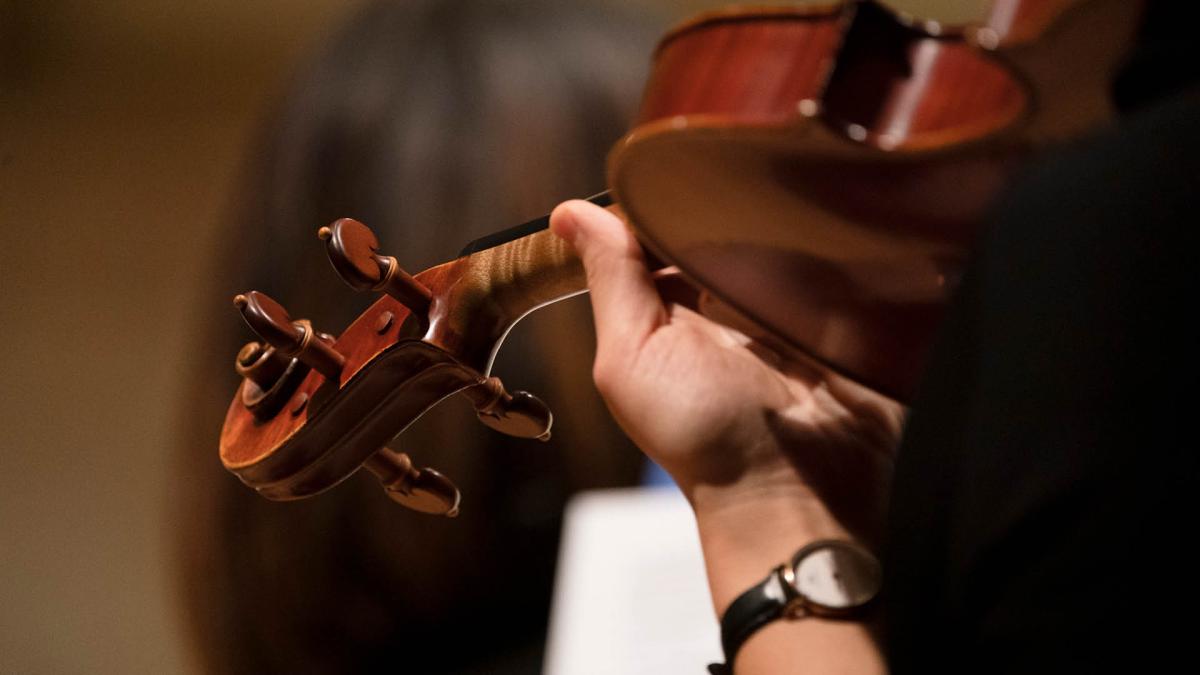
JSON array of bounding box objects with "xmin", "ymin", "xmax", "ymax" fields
[
  {"xmin": 611, "ymin": 0, "xmax": 1141, "ymax": 397},
  {"xmin": 219, "ymin": 0, "xmax": 1143, "ymax": 510}
]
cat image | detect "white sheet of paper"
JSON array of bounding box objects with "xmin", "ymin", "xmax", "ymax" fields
[{"xmin": 544, "ymin": 487, "xmax": 722, "ymax": 675}]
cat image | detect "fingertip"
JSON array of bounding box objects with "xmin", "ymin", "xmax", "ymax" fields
[
  {"xmin": 549, "ymin": 200, "xmax": 592, "ymax": 244},
  {"xmin": 554, "ymin": 199, "xmax": 628, "ymax": 243},
  {"xmin": 548, "ymin": 202, "xmax": 574, "ymax": 241}
]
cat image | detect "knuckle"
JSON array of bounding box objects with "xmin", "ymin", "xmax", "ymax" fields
[{"xmin": 591, "ymin": 357, "xmax": 620, "ymax": 396}]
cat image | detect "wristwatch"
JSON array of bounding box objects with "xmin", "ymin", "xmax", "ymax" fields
[{"xmin": 708, "ymin": 540, "xmax": 882, "ymax": 675}]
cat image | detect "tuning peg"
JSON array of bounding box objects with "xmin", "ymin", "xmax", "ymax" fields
[
  {"xmin": 318, "ymin": 218, "xmax": 432, "ymax": 317},
  {"xmin": 460, "ymin": 377, "xmax": 553, "ymax": 441},
  {"xmin": 233, "ymin": 291, "xmax": 345, "ymax": 381},
  {"xmin": 363, "ymin": 447, "xmax": 461, "ymax": 517}
]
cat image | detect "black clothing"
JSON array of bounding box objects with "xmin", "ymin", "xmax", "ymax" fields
[{"xmin": 883, "ymin": 85, "xmax": 1200, "ymax": 672}]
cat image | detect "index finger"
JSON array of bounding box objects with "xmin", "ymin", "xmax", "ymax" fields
[{"xmin": 549, "ymin": 199, "xmax": 666, "ymax": 354}]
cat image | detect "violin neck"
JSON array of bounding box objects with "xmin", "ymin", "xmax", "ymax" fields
[
  {"xmin": 450, "ymin": 191, "xmax": 614, "ymax": 328},
  {"xmin": 466, "ymin": 225, "xmax": 589, "ymax": 323},
  {"xmin": 457, "ymin": 191, "xmax": 613, "ymax": 257},
  {"xmin": 426, "ymin": 197, "xmax": 678, "ymax": 374},
  {"xmin": 423, "ymin": 214, "xmax": 589, "ymax": 373}
]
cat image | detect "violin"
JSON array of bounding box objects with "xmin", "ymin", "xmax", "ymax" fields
[{"xmin": 220, "ymin": 0, "xmax": 1143, "ymax": 515}]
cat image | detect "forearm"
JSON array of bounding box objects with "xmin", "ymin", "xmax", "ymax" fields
[{"xmin": 693, "ymin": 486, "xmax": 887, "ymax": 674}]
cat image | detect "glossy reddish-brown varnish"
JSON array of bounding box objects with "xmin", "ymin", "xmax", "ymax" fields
[{"xmin": 609, "ymin": 0, "xmax": 1141, "ymax": 397}]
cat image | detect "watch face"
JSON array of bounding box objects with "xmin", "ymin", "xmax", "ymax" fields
[{"xmin": 792, "ymin": 542, "xmax": 882, "ymax": 612}]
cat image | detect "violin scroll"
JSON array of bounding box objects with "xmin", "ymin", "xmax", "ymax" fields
[
  {"xmin": 233, "ymin": 340, "xmax": 307, "ymax": 419},
  {"xmin": 234, "ymin": 341, "xmax": 291, "ymax": 392}
]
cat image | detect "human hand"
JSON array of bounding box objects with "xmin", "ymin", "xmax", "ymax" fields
[{"xmin": 550, "ymin": 200, "xmax": 904, "ymax": 610}]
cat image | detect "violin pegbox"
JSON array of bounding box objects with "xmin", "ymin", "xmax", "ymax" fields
[
  {"xmin": 318, "ymin": 218, "xmax": 554, "ymax": 441},
  {"xmin": 222, "ymin": 217, "xmax": 558, "ymax": 517}
]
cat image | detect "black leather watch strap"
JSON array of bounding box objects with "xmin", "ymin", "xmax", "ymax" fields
[
  {"xmin": 707, "ymin": 540, "xmax": 881, "ymax": 673},
  {"xmin": 707, "ymin": 566, "xmax": 793, "ymax": 675}
]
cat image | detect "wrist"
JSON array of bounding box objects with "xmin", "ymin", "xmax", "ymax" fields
[
  {"xmin": 690, "ymin": 485, "xmax": 853, "ymax": 615},
  {"xmin": 708, "ymin": 538, "xmax": 886, "ymax": 675}
]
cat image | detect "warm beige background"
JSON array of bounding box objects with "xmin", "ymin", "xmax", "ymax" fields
[
  {"xmin": 0, "ymin": 1, "xmax": 986, "ymax": 672},
  {"xmin": 0, "ymin": 1, "xmax": 369, "ymax": 671}
]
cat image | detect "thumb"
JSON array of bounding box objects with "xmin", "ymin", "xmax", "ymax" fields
[{"xmin": 550, "ymin": 199, "xmax": 665, "ymax": 353}]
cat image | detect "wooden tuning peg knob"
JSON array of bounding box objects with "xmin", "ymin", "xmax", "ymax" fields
[
  {"xmin": 461, "ymin": 377, "xmax": 553, "ymax": 441},
  {"xmin": 233, "ymin": 291, "xmax": 345, "ymax": 381},
  {"xmin": 318, "ymin": 218, "xmax": 432, "ymax": 316},
  {"xmin": 363, "ymin": 447, "xmax": 461, "ymax": 517}
]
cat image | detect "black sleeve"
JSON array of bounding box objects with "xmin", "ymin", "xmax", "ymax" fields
[{"xmin": 883, "ymin": 89, "xmax": 1200, "ymax": 673}]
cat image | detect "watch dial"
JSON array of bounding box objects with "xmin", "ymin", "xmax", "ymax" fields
[{"xmin": 793, "ymin": 544, "xmax": 882, "ymax": 610}]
